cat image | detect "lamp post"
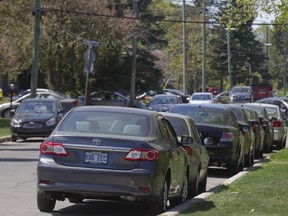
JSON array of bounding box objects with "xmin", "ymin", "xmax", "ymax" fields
[{"xmin": 9, "ymin": 83, "xmax": 14, "ymax": 118}]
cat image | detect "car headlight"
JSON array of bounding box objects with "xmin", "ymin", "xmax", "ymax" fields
[
  {"xmin": 11, "ymin": 118, "xmax": 21, "ymax": 127},
  {"xmin": 46, "ymin": 117, "xmax": 57, "ymax": 126}
]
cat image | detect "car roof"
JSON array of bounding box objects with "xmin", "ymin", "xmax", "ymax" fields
[
  {"xmin": 22, "ymin": 98, "xmax": 58, "ymax": 103},
  {"xmin": 251, "ymin": 103, "xmax": 279, "ymax": 108},
  {"xmin": 172, "ymin": 103, "xmax": 229, "ymax": 111},
  {"xmin": 71, "ymin": 105, "xmax": 157, "ymax": 116},
  {"xmin": 191, "ymin": 92, "xmax": 213, "ymax": 95},
  {"xmin": 160, "ymin": 111, "xmax": 191, "ymax": 120}
]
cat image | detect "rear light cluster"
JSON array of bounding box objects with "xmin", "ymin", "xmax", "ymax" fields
[
  {"xmin": 271, "ymin": 120, "xmax": 282, "ymax": 127},
  {"xmin": 40, "ymin": 141, "xmax": 68, "ymax": 156},
  {"xmin": 220, "ymin": 132, "xmax": 234, "ymax": 142},
  {"xmin": 182, "ymin": 146, "xmax": 193, "ymax": 155},
  {"xmin": 125, "ymin": 149, "xmax": 158, "ymax": 161}
]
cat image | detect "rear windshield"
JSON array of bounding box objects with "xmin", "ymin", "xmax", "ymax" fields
[
  {"xmin": 58, "ymin": 111, "xmax": 150, "ymax": 136},
  {"xmin": 164, "ymin": 116, "xmax": 189, "ymax": 137},
  {"xmin": 172, "ymin": 107, "xmax": 224, "ymax": 125}
]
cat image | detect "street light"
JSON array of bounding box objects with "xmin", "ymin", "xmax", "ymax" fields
[{"xmin": 9, "ymin": 83, "xmax": 14, "ymax": 118}]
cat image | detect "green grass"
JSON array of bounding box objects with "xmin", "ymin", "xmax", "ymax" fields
[
  {"xmin": 180, "ymin": 149, "xmax": 288, "ymax": 216},
  {"xmin": 0, "ymin": 118, "xmax": 11, "ymax": 137}
]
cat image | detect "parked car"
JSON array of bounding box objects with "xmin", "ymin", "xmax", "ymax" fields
[
  {"xmin": 255, "ymin": 97, "xmax": 288, "ymax": 124},
  {"xmin": 90, "ymin": 91, "xmax": 146, "ymax": 109},
  {"xmin": 0, "ymin": 91, "xmax": 79, "ymax": 118},
  {"xmin": 170, "ymin": 104, "xmax": 245, "ymax": 175},
  {"xmin": 250, "ymin": 103, "xmax": 286, "ymax": 150},
  {"xmin": 240, "ymin": 106, "xmax": 264, "ymax": 159},
  {"xmin": 242, "ymin": 103, "xmax": 274, "ymax": 153},
  {"xmin": 147, "ymin": 94, "xmax": 182, "ymax": 112},
  {"xmin": 10, "ymin": 98, "xmax": 66, "ymax": 142},
  {"xmin": 229, "ymin": 86, "xmax": 254, "ymax": 103},
  {"xmin": 223, "ymin": 104, "xmax": 255, "ymax": 167},
  {"xmin": 163, "ymin": 88, "xmax": 190, "ymax": 103},
  {"xmin": 12, "ymin": 88, "xmax": 53, "ymax": 101},
  {"xmin": 37, "ymin": 106, "xmax": 191, "ymax": 214},
  {"xmin": 161, "ymin": 112, "xmax": 209, "ymax": 198},
  {"xmin": 189, "ymin": 92, "xmax": 215, "ymax": 104}
]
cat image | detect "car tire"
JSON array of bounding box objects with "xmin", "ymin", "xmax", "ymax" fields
[
  {"xmin": 150, "ymin": 178, "xmax": 169, "ymax": 215},
  {"xmin": 11, "ymin": 135, "xmax": 17, "ymax": 142},
  {"xmin": 68, "ymin": 198, "xmax": 83, "ymax": 203},
  {"xmin": 188, "ymin": 170, "xmax": 199, "ymax": 199},
  {"xmin": 198, "ymin": 172, "xmax": 207, "ymax": 194},
  {"xmin": 170, "ymin": 174, "xmax": 188, "ymax": 207},
  {"xmin": 37, "ymin": 196, "xmax": 56, "ymax": 212},
  {"xmin": 3, "ymin": 109, "xmax": 10, "ymax": 118}
]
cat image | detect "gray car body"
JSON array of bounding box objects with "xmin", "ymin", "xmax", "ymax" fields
[
  {"xmin": 160, "ymin": 112, "xmax": 209, "ymax": 196},
  {"xmin": 37, "ymin": 106, "xmax": 190, "ymax": 212}
]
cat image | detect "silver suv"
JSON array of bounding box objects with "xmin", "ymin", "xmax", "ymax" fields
[{"xmin": 229, "ymin": 86, "xmax": 254, "ymax": 103}]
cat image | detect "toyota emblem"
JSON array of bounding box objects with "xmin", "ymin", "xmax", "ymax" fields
[{"xmin": 92, "ymin": 138, "xmax": 102, "ymax": 145}]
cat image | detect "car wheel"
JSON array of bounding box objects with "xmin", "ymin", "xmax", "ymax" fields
[
  {"xmin": 68, "ymin": 198, "xmax": 83, "ymax": 203},
  {"xmin": 11, "ymin": 135, "xmax": 17, "ymax": 142},
  {"xmin": 188, "ymin": 170, "xmax": 199, "ymax": 199},
  {"xmin": 150, "ymin": 178, "xmax": 169, "ymax": 215},
  {"xmin": 3, "ymin": 109, "xmax": 10, "ymax": 118},
  {"xmin": 170, "ymin": 174, "xmax": 188, "ymax": 207},
  {"xmin": 228, "ymin": 152, "xmax": 241, "ymax": 176},
  {"xmin": 198, "ymin": 172, "xmax": 207, "ymax": 194},
  {"xmin": 37, "ymin": 196, "xmax": 56, "ymax": 212}
]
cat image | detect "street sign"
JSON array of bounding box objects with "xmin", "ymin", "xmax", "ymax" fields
[{"xmin": 83, "ymin": 50, "xmax": 96, "ymax": 73}]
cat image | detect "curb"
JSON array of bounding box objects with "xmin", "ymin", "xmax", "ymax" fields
[
  {"xmin": 0, "ymin": 136, "xmax": 10, "ymax": 143},
  {"xmin": 160, "ymin": 160, "xmax": 266, "ymax": 216}
]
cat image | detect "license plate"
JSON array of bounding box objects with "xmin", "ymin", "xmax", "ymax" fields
[{"xmin": 85, "ymin": 152, "xmax": 108, "ymax": 164}]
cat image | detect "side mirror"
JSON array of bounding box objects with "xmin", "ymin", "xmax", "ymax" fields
[{"xmin": 181, "ymin": 135, "xmax": 193, "ymax": 146}]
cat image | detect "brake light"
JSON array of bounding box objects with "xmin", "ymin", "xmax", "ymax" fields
[
  {"xmin": 182, "ymin": 146, "xmax": 193, "ymax": 155},
  {"xmin": 72, "ymin": 100, "xmax": 79, "ymax": 107},
  {"xmin": 220, "ymin": 132, "xmax": 233, "ymax": 142},
  {"xmin": 125, "ymin": 149, "xmax": 158, "ymax": 161},
  {"xmin": 40, "ymin": 141, "xmax": 68, "ymax": 156},
  {"xmin": 272, "ymin": 121, "xmax": 282, "ymax": 127}
]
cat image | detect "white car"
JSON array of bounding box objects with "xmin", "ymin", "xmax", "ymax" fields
[{"xmin": 189, "ymin": 92, "xmax": 215, "ymax": 104}]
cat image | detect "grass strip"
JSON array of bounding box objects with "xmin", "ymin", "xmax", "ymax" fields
[
  {"xmin": 0, "ymin": 118, "xmax": 11, "ymax": 137},
  {"xmin": 180, "ymin": 148, "xmax": 288, "ymax": 216}
]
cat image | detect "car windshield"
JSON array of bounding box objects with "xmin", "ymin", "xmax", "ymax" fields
[
  {"xmin": 264, "ymin": 107, "xmax": 279, "ymax": 117},
  {"xmin": 58, "ymin": 111, "xmax": 150, "ymax": 136},
  {"xmin": 172, "ymin": 107, "xmax": 224, "ymax": 125},
  {"xmin": 17, "ymin": 101, "xmax": 55, "ymax": 114},
  {"xmin": 231, "ymin": 88, "xmax": 250, "ymax": 93},
  {"xmin": 150, "ymin": 96, "xmax": 177, "ymax": 105},
  {"xmin": 191, "ymin": 94, "xmax": 212, "ymax": 100},
  {"xmin": 164, "ymin": 116, "xmax": 189, "ymax": 137}
]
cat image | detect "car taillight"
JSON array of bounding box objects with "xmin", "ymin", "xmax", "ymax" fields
[
  {"xmin": 220, "ymin": 132, "xmax": 233, "ymax": 142},
  {"xmin": 40, "ymin": 141, "xmax": 68, "ymax": 156},
  {"xmin": 125, "ymin": 149, "xmax": 158, "ymax": 161},
  {"xmin": 72, "ymin": 100, "xmax": 79, "ymax": 107},
  {"xmin": 272, "ymin": 121, "xmax": 282, "ymax": 127},
  {"xmin": 182, "ymin": 146, "xmax": 193, "ymax": 155}
]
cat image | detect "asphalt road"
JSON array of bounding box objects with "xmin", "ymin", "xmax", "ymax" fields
[{"xmin": 0, "ymin": 138, "xmax": 266, "ymax": 216}]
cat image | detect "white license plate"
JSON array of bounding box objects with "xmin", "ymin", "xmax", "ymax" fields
[{"xmin": 85, "ymin": 152, "xmax": 108, "ymax": 164}]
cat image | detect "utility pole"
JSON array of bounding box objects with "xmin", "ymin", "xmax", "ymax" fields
[
  {"xmin": 130, "ymin": 0, "xmax": 137, "ymax": 107},
  {"xmin": 31, "ymin": 0, "xmax": 42, "ymax": 98},
  {"xmin": 182, "ymin": 0, "xmax": 187, "ymax": 95},
  {"xmin": 227, "ymin": 29, "xmax": 232, "ymax": 90},
  {"xmin": 201, "ymin": 0, "xmax": 206, "ymax": 92}
]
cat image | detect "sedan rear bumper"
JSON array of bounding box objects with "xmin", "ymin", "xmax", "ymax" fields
[{"xmin": 37, "ymin": 156, "xmax": 162, "ymax": 201}]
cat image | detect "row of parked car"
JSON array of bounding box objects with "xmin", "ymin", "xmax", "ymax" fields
[{"xmin": 5, "ymin": 87, "xmax": 288, "ymax": 215}]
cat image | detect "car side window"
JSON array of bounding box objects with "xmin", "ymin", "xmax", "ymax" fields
[
  {"xmin": 188, "ymin": 119, "xmax": 201, "ymax": 144},
  {"xmin": 158, "ymin": 117, "xmax": 177, "ymax": 146},
  {"xmin": 228, "ymin": 110, "xmax": 238, "ymax": 127}
]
